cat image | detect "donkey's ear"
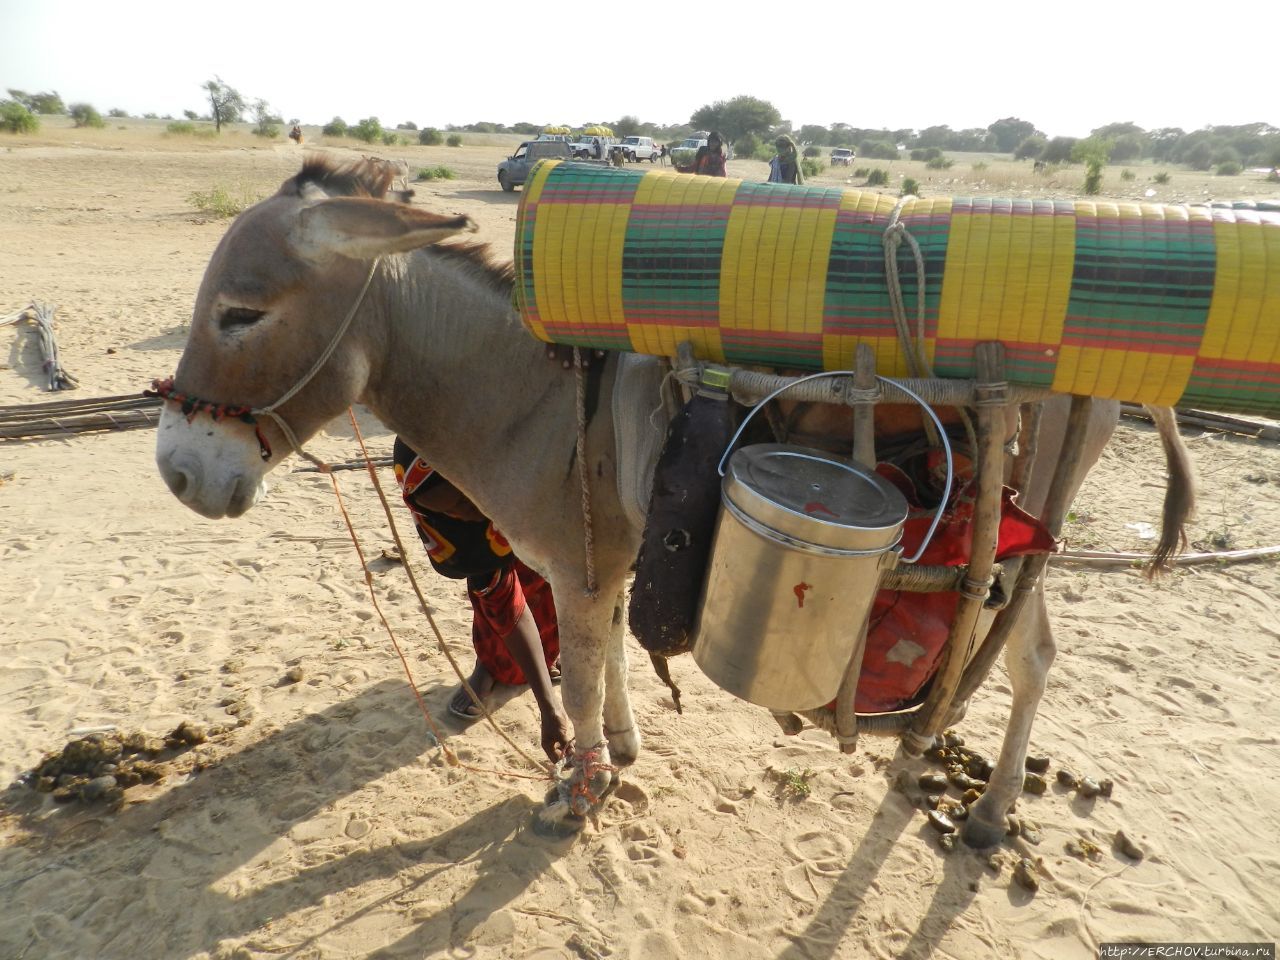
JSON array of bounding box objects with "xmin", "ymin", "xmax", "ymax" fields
[{"xmin": 293, "ymin": 197, "xmax": 477, "ymax": 262}]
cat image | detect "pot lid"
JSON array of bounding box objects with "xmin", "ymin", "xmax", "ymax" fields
[{"xmin": 724, "ymin": 444, "xmax": 908, "ymax": 550}]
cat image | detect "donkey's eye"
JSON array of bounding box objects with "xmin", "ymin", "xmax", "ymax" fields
[{"xmin": 219, "ymin": 307, "xmax": 265, "ymax": 330}]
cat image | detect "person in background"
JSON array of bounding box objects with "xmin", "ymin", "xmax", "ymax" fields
[
  {"xmin": 768, "ymin": 134, "xmax": 803, "ymax": 184},
  {"xmin": 392, "ymin": 438, "xmax": 570, "ymax": 763},
  {"xmin": 658, "ymin": 143, "xmax": 668, "ymax": 166},
  {"xmin": 692, "ymin": 131, "xmax": 727, "ymax": 177}
]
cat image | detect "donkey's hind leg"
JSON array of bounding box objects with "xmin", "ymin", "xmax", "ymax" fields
[
  {"xmin": 603, "ymin": 589, "xmax": 640, "ymax": 766},
  {"xmin": 963, "ymin": 590, "xmax": 1056, "ymax": 848}
]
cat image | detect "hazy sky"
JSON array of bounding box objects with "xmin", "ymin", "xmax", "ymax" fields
[{"xmin": 3, "ymin": 0, "xmax": 1276, "ymax": 138}]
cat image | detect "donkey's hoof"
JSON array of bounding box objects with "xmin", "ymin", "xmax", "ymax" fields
[
  {"xmin": 961, "ymin": 814, "xmax": 1007, "ymax": 849},
  {"xmin": 606, "ymin": 728, "xmax": 641, "ymax": 767},
  {"xmin": 532, "ymin": 800, "xmax": 587, "ymax": 838}
]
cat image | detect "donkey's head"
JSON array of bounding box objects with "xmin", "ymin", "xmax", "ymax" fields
[{"xmin": 155, "ymin": 156, "xmax": 475, "ymax": 518}]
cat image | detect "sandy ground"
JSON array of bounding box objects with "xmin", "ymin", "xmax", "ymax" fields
[{"xmin": 2, "ymin": 121, "xmax": 1279, "ymax": 960}]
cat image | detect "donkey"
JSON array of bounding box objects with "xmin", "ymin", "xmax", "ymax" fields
[{"xmin": 154, "ymin": 157, "xmax": 1190, "ymax": 844}]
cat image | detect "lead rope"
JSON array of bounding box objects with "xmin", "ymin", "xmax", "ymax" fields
[
  {"xmin": 573, "ymin": 347, "xmax": 599, "ymax": 598},
  {"xmin": 254, "ymin": 256, "xmax": 382, "ymax": 470},
  {"xmin": 338, "ymin": 408, "xmax": 553, "ymax": 779}
]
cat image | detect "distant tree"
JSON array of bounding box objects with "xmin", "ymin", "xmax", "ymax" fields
[
  {"xmin": 798, "ymin": 124, "xmax": 830, "ymax": 146},
  {"xmin": 351, "ymin": 117, "xmax": 384, "ymax": 143},
  {"xmin": 1183, "ymin": 140, "xmax": 1214, "ymax": 171},
  {"xmin": 1091, "ymin": 121, "xmax": 1145, "ymax": 140},
  {"xmin": 0, "ymin": 100, "xmax": 39, "ymax": 133},
  {"xmin": 613, "ymin": 115, "xmax": 642, "ymax": 137},
  {"xmin": 68, "ymin": 102, "xmax": 105, "ymax": 128},
  {"xmin": 988, "ymin": 117, "xmax": 1039, "ymax": 153},
  {"xmin": 1014, "ymin": 135, "xmax": 1047, "ymax": 160},
  {"xmin": 395, "ymin": 121, "xmax": 418, "ymax": 130},
  {"xmin": 251, "ymin": 99, "xmax": 280, "ymax": 138},
  {"xmin": 418, "ymin": 127, "xmax": 443, "ymax": 145},
  {"xmin": 1109, "ymin": 133, "xmax": 1145, "ymax": 162},
  {"xmin": 1148, "ymin": 127, "xmax": 1186, "ymax": 161},
  {"xmin": 203, "ymin": 77, "xmax": 245, "ymax": 133},
  {"xmin": 109, "ymin": 108, "xmax": 129, "ymax": 118},
  {"xmin": 322, "ymin": 117, "xmax": 348, "ymax": 137},
  {"xmin": 915, "ymin": 125, "xmax": 954, "ymax": 148},
  {"xmin": 7, "ymin": 89, "xmax": 65, "ymax": 114},
  {"xmin": 690, "ymin": 95, "xmax": 781, "ymax": 142},
  {"xmin": 446, "ymin": 133, "xmax": 463, "ymax": 147},
  {"xmin": 1040, "ymin": 136, "xmax": 1078, "ymax": 164},
  {"xmin": 511, "ymin": 122, "xmax": 541, "ymax": 135}
]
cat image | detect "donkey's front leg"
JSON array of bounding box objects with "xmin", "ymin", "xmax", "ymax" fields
[
  {"xmin": 964, "ymin": 593, "xmax": 1056, "ymax": 848},
  {"xmin": 602, "ymin": 589, "xmax": 640, "ymax": 766},
  {"xmin": 541, "ymin": 579, "xmax": 624, "ymax": 823}
]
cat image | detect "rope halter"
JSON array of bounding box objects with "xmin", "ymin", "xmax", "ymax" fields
[{"xmin": 146, "ymin": 256, "xmax": 382, "ymax": 470}]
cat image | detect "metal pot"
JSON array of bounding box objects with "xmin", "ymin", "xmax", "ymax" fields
[{"xmin": 691, "ymin": 444, "xmax": 909, "ymax": 711}]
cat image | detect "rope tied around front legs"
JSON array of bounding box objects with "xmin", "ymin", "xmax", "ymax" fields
[{"xmin": 555, "ymin": 740, "xmax": 617, "ymax": 817}]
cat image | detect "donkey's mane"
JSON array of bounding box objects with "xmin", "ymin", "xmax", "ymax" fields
[
  {"xmin": 430, "ymin": 241, "xmax": 516, "ymax": 297},
  {"xmin": 283, "ymin": 155, "xmax": 401, "ymax": 199}
]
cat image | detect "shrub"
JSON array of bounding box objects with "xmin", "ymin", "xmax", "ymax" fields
[
  {"xmin": 418, "ymin": 127, "xmax": 443, "ymax": 146},
  {"xmin": 381, "ymin": 131, "xmax": 401, "ymax": 146},
  {"xmin": 1268, "ymin": 169, "xmax": 1280, "ymax": 183},
  {"xmin": 1120, "ymin": 169, "xmax": 1136, "ymax": 181},
  {"xmin": 853, "ymin": 166, "xmax": 869, "ymax": 178},
  {"xmin": 0, "ymin": 101, "xmax": 39, "ymax": 133},
  {"xmin": 416, "ymin": 165, "xmax": 456, "ymax": 181},
  {"xmin": 69, "ymin": 102, "xmax": 105, "ymax": 129},
  {"xmin": 188, "ymin": 183, "xmax": 260, "ymax": 218},
  {"xmin": 971, "ymin": 161, "xmax": 988, "ymax": 172},
  {"xmin": 1153, "ymin": 171, "xmax": 1171, "ymax": 184},
  {"xmin": 446, "ymin": 133, "xmax": 463, "ymax": 147},
  {"xmin": 322, "ymin": 117, "xmax": 348, "ymax": 137},
  {"xmin": 252, "ymin": 124, "xmax": 280, "ymax": 139},
  {"xmin": 866, "ymin": 168, "xmax": 889, "ymax": 186},
  {"xmin": 109, "ymin": 108, "xmax": 129, "ymax": 118},
  {"xmin": 166, "ymin": 121, "xmax": 195, "ymax": 135},
  {"xmin": 925, "ymin": 156, "xmax": 953, "ymax": 170},
  {"xmin": 351, "ymin": 117, "xmax": 383, "ymax": 143},
  {"xmin": 909, "ymin": 148, "xmax": 927, "ymax": 161},
  {"xmin": 802, "ymin": 145, "xmax": 821, "ymax": 159},
  {"xmin": 1216, "ymin": 160, "xmax": 1243, "ymax": 176},
  {"xmin": 800, "ymin": 157, "xmax": 823, "ymax": 178},
  {"xmin": 901, "ymin": 177, "xmax": 921, "ymax": 197}
]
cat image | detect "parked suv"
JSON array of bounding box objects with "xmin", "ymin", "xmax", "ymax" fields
[
  {"xmin": 830, "ymin": 147, "xmax": 855, "ymax": 166},
  {"xmin": 617, "ymin": 135, "xmax": 659, "ymax": 162},
  {"xmin": 497, "ymin": 140, "xmax": 572, "ymax": 191}
]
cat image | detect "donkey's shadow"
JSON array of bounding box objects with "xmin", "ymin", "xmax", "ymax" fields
[{"xmin": 0, "ymin": 679, "xmax": 561, "ymax": 959}]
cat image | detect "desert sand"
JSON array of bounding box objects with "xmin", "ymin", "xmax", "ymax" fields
[{"xmin": 2, "ymin": 119, "xmax": 1278, "ymax": 960}]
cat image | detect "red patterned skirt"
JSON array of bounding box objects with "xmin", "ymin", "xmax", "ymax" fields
[{"xmin": 468, "ymin": 560, "xmax": 560, "ymax": 686}]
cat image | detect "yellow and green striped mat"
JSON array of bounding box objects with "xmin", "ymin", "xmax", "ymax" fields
[{"xmin": 514, "ymin": 160, "xmax": 1280, "ymax": 416}]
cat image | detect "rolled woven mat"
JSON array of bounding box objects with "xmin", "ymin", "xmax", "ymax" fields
[{"xmin": 514, "ymin": 161, "xmax": 1280, "ymax": 416}]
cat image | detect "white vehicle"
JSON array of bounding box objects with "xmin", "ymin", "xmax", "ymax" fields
[
  {"xmin": 570, "ymin": 136, "xmax": 615, "ymax": 160},
  {"xmin": 616, "ymin": 135, "xmax": 659, "ymax": 162},
  {"xmin": 830, "ymin": 147, "xmax": 855, "ymax": 166}
]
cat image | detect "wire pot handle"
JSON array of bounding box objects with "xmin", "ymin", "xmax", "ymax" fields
[{"xmin": 716, "ymin": 370, "xmax": 953, "ymax": 565}]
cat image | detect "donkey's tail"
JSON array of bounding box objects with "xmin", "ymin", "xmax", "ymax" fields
[{"xmin": 1144, "ymin": 405, "xmax": 1197, "ymax": 577}]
